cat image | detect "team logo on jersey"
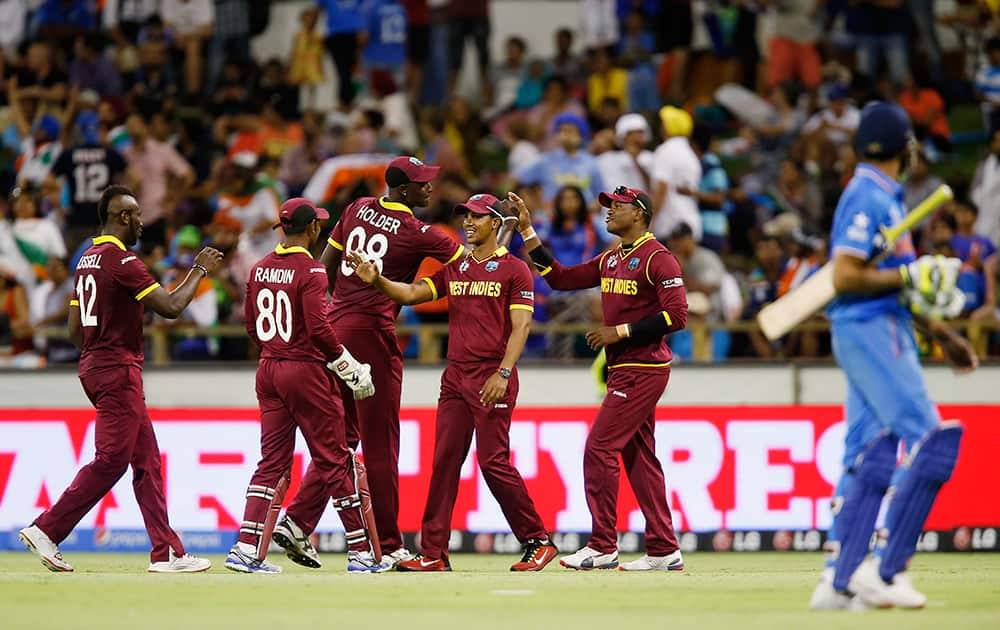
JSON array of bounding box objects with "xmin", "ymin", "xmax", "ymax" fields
[
  {"xmin": 485, "ymin": 261, "xmax": 499, "ymax": 272},
  {"xmin": 628, "ymin": 257, "xmax": 640, "ymax": 270},
  {"xmin": 459, "ymin": 260, "xmax": 470, "ymax": 273},
  {"xmin": 606, "ymin": 254, "xmax": 618, "ymax": 269}
]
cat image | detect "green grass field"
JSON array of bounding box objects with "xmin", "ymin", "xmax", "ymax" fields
[{"xmin": 1, "ymin": 552, "xmax": 998, "ymax": 630}]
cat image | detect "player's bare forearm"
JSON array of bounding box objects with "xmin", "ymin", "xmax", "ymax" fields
[
  {"xmin": 143, "ymin": 248, "xmax": 223, "ymax": 318},
  {"xmin": 913, "ymin": 312, "xmax": 979, "ymax": 373},
  {"xmin": 500, "ymin": 309, "xmax": 532, "ymax": 370},
  {"xmin": 372, "ymin": 275, "xmax": 434, "ymax": 305},
  {"xmin": 68, "ymin": 304, "xmax": 82, "ymax": 350},
  {"xmin": 319, "ymin": 244, "xmax": 342, "ymax": 292},
  {"xmin": 832, "ymin": 252, "xmax": 903, "ymax": 295}
]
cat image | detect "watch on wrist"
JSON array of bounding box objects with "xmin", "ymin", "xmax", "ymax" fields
[{"xmin": 497, "ymin": 367, "xmax": 512, "ymax": 379}]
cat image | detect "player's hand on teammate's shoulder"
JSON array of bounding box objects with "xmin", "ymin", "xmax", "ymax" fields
[
  {"xmin": 346, "ymin": 250, "xmax": 378, "ymax": 283},
  {"xmin": 193, "ymin": 247, "xmax": 225, "ymax": 275},
  {"xmin": 506, "ymin": 192, "xmax": 532, "ymax": 233}
]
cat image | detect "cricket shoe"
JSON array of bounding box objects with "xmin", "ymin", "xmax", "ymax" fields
[
  {"xmin": 396, "ymin": 554, "xmax": 452, "ymax": 572},
  {"xmin": 379, "ymin": 547, "xmax": 415, "ymax": 570},
  {"xmin": 559, "ymin": 547, "xmax": 619, "ymax": 571},
  {"xmin": 149, "ymin": 551, "xmax": 212, "ymax": 573},
  {"xmin": 809, "ymin": 576, "xmax": 852, "ymax": 610},
  {"xmin": 847, "ymin": 559, "xmax": 893, "ymax": 609},
  {"xmin": 273, "ymin": 516, "xmax": 321, "ymax": 569},
  {"xmin": 348, "ymin": 550, "xmax": 391, "ymax": 573},
  {"xmin": 880, "ymin": 572, "xmax": 927, "ymax": 609},
  {"xmin": 19, "ymin": 525, "xmax": 73, "ymax": 572},
  {"xmin": 619, "ymin": 550, "xmax": 684, "ymax": 572},
  {"xmin": 224, "ymin": 546, "xmax": 281, "ymax": 574},
  {"xmin": 510, "ymin": 538, "xmax": 558, "ymax": 572}
]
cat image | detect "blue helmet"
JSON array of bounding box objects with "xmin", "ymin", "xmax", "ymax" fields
[{"xmin": 854, "ymin": 102, "xmax": 913, "ymax": 161}]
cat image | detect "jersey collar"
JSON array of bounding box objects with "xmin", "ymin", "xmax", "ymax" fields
[
  {"xmin": 619, "ymin": 232, "xmax": 655, "ymax": 254},
  {"xmin": 469, "ymin": 246, "xmax": 508, "ymax": 264},
  {"xmin": 855, "ymin": 163, "xmax": 903, "ymax": 197},
  {"xmin": 379, "ymin": 196, "xmax": 413, "ymax": 215},
  {"xmin": 92, "ymin": 235, "xmax": 127, "ymax": 251},
  {"xmin": 275, "ymin": 243, "xmax": 314, "ymax": 258}
]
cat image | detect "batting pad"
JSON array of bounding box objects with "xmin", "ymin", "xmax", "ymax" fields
[
  {"xmin": 832, "ymin": 433, "xmax": 898, "ymax": 592},
  {"xmin": 879, "ymin": 422, "xmax": 963, "ymax": 580}
]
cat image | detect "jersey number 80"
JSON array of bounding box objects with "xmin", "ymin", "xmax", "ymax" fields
[{"xmin": 256, "ymin": 288, "xmax": 292, "ymax": 343}]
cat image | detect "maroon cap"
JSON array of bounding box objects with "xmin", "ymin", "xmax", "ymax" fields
[
  {"xmin": 273, "ymin": 197, "xmax": 330, "ymax": 231},
  {"xmin": 455, "ymin": 193, "xmax": 505, "ymax": 218},
  {"xmin": 599, "ymin": 186, "xmax": 653, "ymax": 218},
  {"xmin": 385, "ymin": 156, "xmax": 440, "ymax": 187}
]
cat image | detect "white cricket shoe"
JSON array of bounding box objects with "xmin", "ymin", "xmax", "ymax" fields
[
  {"xmin": 273, "ymin": 516, "xmax": 321, "ymax": 569},
  {"xmin": 809, "ymin": 576, "xmax": 852, "ymax": 610},
  {"xmin": 379, "ymin": 547, "xmax": 414, "ymax": 570},
  {"xmin": 19, "ymin": 525, "xmax": 73, "ymax": 572},
  {"xmin": 224, "ymin": 546, "xmax": 281, "ymax": 574},
  {"xmin": 847, "ymin": 559, "xmax": 893, "ymax": 609},
  {"xmin": 559, "ymin": 546, "xmax": 619, "ymax": 571},
  {"xmin": 148, "ymin": 551, "xmax": 211, "ymax": 573},
  {"xmin": 883, "ymin": 572, "xmax": 927, "ymax": 609},
  {"xmin": 348, "ymin": 550, "xmax": 389, "ymax": 573},
  {"xmin": 619, "ymin": 550, "xmax": 684, "ymax": 572}
]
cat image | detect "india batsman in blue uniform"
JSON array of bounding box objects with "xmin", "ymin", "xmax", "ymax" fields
[{"xmin": 811, "ymin": 103, "xmax": 978, "ymax": 610}]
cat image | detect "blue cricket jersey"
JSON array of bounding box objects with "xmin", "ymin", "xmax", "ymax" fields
[
  {"xmin": 514, "ymin": 149, "xmax": 606, "ymax": 205},
  {"xmin": 827, "ymin": 163, "xmax": 916, "ymax": 322},
  {"xmin": 317, "ymin": 0, "xmax": 366, "ymax": 35},
  {"xmin": 363, "ymin": 0, "xmax": 407, "ymax": 67}
]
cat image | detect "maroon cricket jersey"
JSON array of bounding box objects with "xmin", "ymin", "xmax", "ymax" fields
[
  {"xmin": 245, "ymin": 244, "xmax": 344, "ymax": 362},
  {"xmin": 540, "ymin": 233, "xmax": 687, "ymax": 369},
  {"xmin": 327, "ymin": 196, "xmax": 465, "ymax": 328},
  {"xmin": 423, "ymin": 247, "xmax": 535, "ymax": 362},
  {"xmin": 72, "ymin": 235, "xmax": 160, "ymax": 374}
]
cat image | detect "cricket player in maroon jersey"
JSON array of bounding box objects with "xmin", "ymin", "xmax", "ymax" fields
[
  {"xmin": 512, "ymin": 186, "xmax": 688, "ymax": 572},
  {"xmin": 346, "ymin": 193, "xmax": 557, "ymax": 572},
  {"xmin": 225, "ymin": 198, "xmax": 382, "ymax": 574},
  {"xmin": 19, "ymin": 186, "xmax": 223, "ymax": 573},
  {"xmin": 278, "ymin": 156, "xmax": 464, "ymax": 569}
]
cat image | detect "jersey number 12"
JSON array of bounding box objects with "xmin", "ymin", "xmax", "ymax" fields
[{"xmin": 76, "ymin": 274, "xmax": 98, "ymax": 327}]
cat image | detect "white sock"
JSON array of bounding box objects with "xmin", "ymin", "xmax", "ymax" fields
[{"xmin": 237, "ymin": 542, "xmax": 257, "ymax": 556}]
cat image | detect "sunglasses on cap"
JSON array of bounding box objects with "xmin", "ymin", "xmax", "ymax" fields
[{"xmin": 613, "ymin": 186, "xmax": 646, "ymax": 211}]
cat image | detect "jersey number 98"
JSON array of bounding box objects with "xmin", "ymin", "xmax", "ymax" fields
[
  {"xmin": 256, "ymin": 288, "xmax": 293, "ymax": 343},
  {"xmin": 341, "ymin": 226, "xmax": 388, "ymax": 276}
]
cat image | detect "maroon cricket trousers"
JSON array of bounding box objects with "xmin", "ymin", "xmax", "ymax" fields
[
  {"xmin": 34, "ymin": 365, "xmax": 185, "ymax": 563},
  {"xmin": 419, "ymin": 362, "xmax": 547, "ymax": 559},
  {"xmin": 584, "ymin": 366, "xmax": 680, "ymax": 556},
  {"xmin": 247, "ymin": 360, "xmax": 366, "ymax": 549}
]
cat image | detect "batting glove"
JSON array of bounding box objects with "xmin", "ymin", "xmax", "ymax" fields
[
  {"xmin": 908, "ymin": 286, "xmax": 966, "ymax": 320},
  {"xmin": 900, "ymin": 255, "xmax": 961, "ymax": 303},
  {"xmin": 327, "ymin": 347, "xmax": 375, "ymax": 399}
]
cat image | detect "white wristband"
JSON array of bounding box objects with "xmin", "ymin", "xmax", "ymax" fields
[{"xmin": 521, "ymin": 228, "xmax": 538, "ymax": 242}]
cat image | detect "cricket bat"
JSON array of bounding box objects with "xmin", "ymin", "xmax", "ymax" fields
[{"xmin": 756, "ymin": 184, "xmax": 953, "ymax": 341}]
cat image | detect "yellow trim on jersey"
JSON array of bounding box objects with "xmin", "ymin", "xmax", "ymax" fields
[
  {"xmin": 509, "ymin": 304, "xmax": 534, "ymax": 312},
  {"xmin": 421, "ymin": 276, "xmax": 438, "ymax": 301},
  {"xmin": 445, "ymin": 245, "xmax": 465, "ymax": 264},
  {"xmin": 380, "ymin": 196, "xmax": 414, "ymax": 215},
  {"xmin": 645, "ymin": 250, "xmax": 663, "ymax": 286},
  {"xmin": 69, "ymin": 299, "xmax": 79, "ymax": 307},
  {"xmin": 470, "ymin": 246, "xmax": 509, "ymax": 264},
  {"xmin": 619, "ymin": 232, "xmax": 655, "ymax": 256},
  {"xmin": 538, "ymin": 265, "xmax": 552, "ymax": 277},
  {"xmin": 275, "ymin": 244, "xmax": 314, "ymax": 258},
  {"xmin": 135, "ymin": 282, "xmax": 161, "ymax": 301},
  {"xmin": 662, "ymin": 311, "xmax": 672, "ymax": 327},
  {"xmin": 608, "ymin": 361, "xmax": 672, "ymax": 370},
  {"xmin": 92, "ymin": 235, "xmax": 127, "ymax": 251},
  {"xmin": 328, "ymin": 237, "xmax": 344, "ymax": 250}
]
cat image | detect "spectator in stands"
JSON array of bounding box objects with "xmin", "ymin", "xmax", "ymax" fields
[
  {"xmin": 0, "ymin": 0, "xmax": 27, "ymax": 59},
  {"xmin": 549, "ymin": 28, "xmax": 585, "ymax": 93},
  {"xmin": 400, "ymin": 0, "xmax": 430, "ymax": 101},
  {"xmin": 515, "ymin": 112, "xmax": 604, "ymax": 207},
  {"xmin": 801, "ymin": 82, "xmax": 859, "ymax": 173},
  {"xmin": 515, "ymin": 58, "xmax": 548, "ymax": 110},
  {"xmin": 909, "ymin": 0, "xmax": 944, "ymax": 82},
  {"xmin": 33, "ymin": 0, "xmax": 95, "ymax": 50},
  {"xmin": 207, "ymin": 0, "xmax": 252, "ymax": 95},
  {"xmin": 103, "ymin": 0, "xmax": 159, "ymax": 54},
  {"xmin": 0, "ymin": 260, "xmax": 31, "ymax": 355},
  {"xmin": 951, "ymin": 199, "xmax": 998, "ymax": 320},
  {"xmin": 489, "ymin": 36, "xmax": 528, "ymax": 116},
  {"xmin": 971, "ymin": 124, "xmax": 1000, "ymax": 247},
  {"xmin": 767, "ymin": 0, "xmax": 822, "ymax": 91},
  {"xmin": 845, "ymin": 0, "xmax": 908, "ymax": 86},
  {"xmin": 526, "ymin": 75, "xmax": 587, "ymax": 150},
  {"xmin": 655, "ymin": 0, "xmax": 693, "ymax": 102},
  {"xmin": 135, "ymin": 15, "xmax": 178, "ymax": 100},
  {"xmin": 123, "ymin": 111, "xmax": 194, "ymax": 246},
  {"xmin": 770, "ymin": 158, "xmax": 824, "ymax": 234},
  {"xmin": 68, "ymin": 33, "xmax": 123, "ymax": 99},
  {"xmin": 507, "ymin": 118, "xmax": 541, "ymax": 174},
  {"xmin": 419, "ymin": 107, "xmax": 467, "ymax": 179},
  {"xmin": 288, "ymin": 6, "xmax": 325, "ymax": 112},
  {"xmin": 215, "ymin": 151, "xmax": 280, "ymax": 262},
  {"xmin": 580, "ymin": 0, "xmax": 618, "ymax": 50},
  {"xmin": 596, "ymin": 113, "xmax": 652, "ymax": 196},
  {"xmin": 363, "ymin": 0, "xmax": 408, "ymax": 98},
  {"xmin": 904, "ymin": 149, "xmax": 944, "ymax": 231},
  {"xmin": 161, "ymin": 224, "xmax": 219, "ymax": 359},
  {"xmin": 686, "ymin": 124, "xmax": 730, "ymax": 253},
  {"xmin": 974, "ymin": 37, "xmax": 1000, "ymax": 130},
  {"xmin": 651, "ymin": 105, "xmax": 701, "ymax": 241},
  {"xmin": 617, "ymin": 8, "xmax": 659, "ymax": 114},
  {"xmin": 10, "ymin": 184, "xmax": 64, "ymax": 260},
  {"xmin": 7, "ymin": 82, "xmax": 62, "ymax": 187},
  {"xmin": 447, "ymin": 0, "xmax": 491, "ymax": 102},
  {"xmin": 18, "ymin": 41, "xmax": 67, "ymax": 108},
  {"xmin": 743, "ymin": 234, "xmax": 785, "ymax": 358},
  {"xmin": 586, "ymin": 46, "xmax": 629, "ymax": 117},
  {"xmin": 161, "ymin": 0, "xmax": 214, "ymax": 96},
  {"xmin": 897, "ymin": 72, "xmax": 951, "ymax": 154},
  {"xmin": 29, "ymin": 256, "xmax": 75, "ymax": 361}
]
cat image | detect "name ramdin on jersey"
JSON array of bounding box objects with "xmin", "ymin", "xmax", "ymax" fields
[{"xmin": 254, "ymin": 267, "xmax": 296, "ymax": 284}]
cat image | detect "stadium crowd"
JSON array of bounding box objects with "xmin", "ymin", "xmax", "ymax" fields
[{"xmin": 0, "ymin": 0, "xmax": 998, "ymax": 365}]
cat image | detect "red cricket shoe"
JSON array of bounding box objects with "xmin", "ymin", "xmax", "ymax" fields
[
  {"xmin": 396, "ymin": 554, "xmax": 452, "ymax": 572},
  {"xmin": 510, "ymin": 538, "xmax": 558, "ymax": 572}
]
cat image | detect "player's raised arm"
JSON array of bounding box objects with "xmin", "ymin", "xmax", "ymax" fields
[
  {"xmin": 346, "ymin": 251, "xmax": 437, "ymax": 305},
  {"xmin": 508, "ymin": 191, "xmax": 602, "ymax": 291},
  {"xmin": 141, "ymin": 247, "xmax": 224, "ymax": 318}
]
